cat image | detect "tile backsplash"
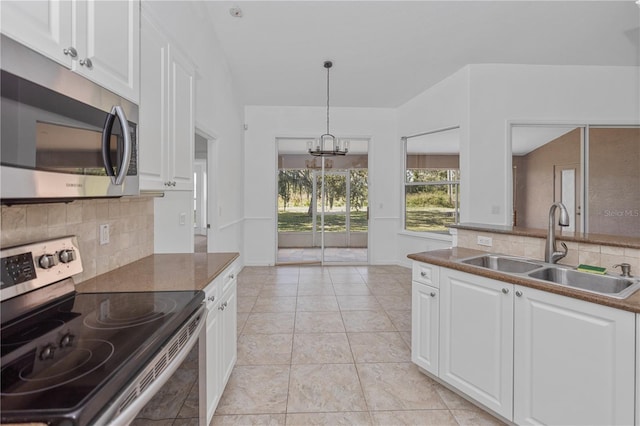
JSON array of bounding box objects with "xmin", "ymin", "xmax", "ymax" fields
[
  {"xmin": 1, "ymin": 197, "xmax": 154, "ymax": 283},
  {"xmin": 455, "ymin": 229, "xmax": 640, "ymax": 275}
]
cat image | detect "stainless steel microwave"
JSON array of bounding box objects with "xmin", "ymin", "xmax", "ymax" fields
[{"xmin": 0, "ymin": 35, "xmax": 139, "ymax": 204}]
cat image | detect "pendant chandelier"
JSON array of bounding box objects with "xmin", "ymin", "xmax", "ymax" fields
[{"xmin": 308, "ymin": 61, "xmax": 349, "ymax": 157}]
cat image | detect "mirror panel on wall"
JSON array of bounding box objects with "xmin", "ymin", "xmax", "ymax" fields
[
  {"xmin": 404, "ymin": 127, "xmax": 460, "ymax": 234},
  {"xmin": 588, "ymin": 127, "xmax": 640, "ymax": 237},
  {"xmin": 511, "ymin": 124, "xmax": 639, "ymax": 238}
]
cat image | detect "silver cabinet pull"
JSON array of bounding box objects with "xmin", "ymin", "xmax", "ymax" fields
[
  {"xmin": 79, "ymin": 58, "xmax": 93, "ymax": 69},
  {"xmin": 420, "ymin": 271, "xmax": 427, "ymax": 277},
  {"xmin": 63, "ymin": 47, "xmax": 78, "ymax": 57},
  {"xmin": 230, "ymin": 273, "xmax": 235, "ymax": 279},
  {"xmin": 429, "ymin": 292, "xmax": 436, "ymax": 297},
  {"xmin": 207, "ymin": 295, "xmax": 215, "ymax": 302},
  {"xmin": 515, "ymin": 290, "xmax": 523, "ymax": 297},
  {"xmin": 502, "ymin": 288, "xmax": 510, "ymax": 294}
]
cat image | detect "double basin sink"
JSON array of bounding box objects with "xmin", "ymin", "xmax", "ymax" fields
[{"xmin": 459, "ymin": 254, "xmax": 640, "ymax": 299}]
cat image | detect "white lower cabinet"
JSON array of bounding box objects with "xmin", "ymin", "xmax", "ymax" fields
[
  {"xmin": 199, "ymin": 260, "xmax": 240, "ymax": 425},
  {"xmin": 513, "ymin": 285, "xmax": 635, "ymax": 426},
  {"xmin": 411, "ymin": 281, "xmax": 439, "ymax": 375},
  {"xmin": 411, "ymin": 261, "xmax": 638, "ymax": 425},
  {"xmin": 439, "ymin": 268, "xmax": 514, "ymax": 419}
]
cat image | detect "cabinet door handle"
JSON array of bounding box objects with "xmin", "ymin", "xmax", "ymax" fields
[
  {"xmin": 207, "ymin": 295, "xmax": 215, "ymax": 302},
  {"xmin": 230, "ymin": 273, "xmax": 235, "ymax": 279},
  {"xmin": 429, "ymin": 292, "xmax": 436, "ymax": 297},
  {"xmin": 63, "ymin": 47, "xmax": 78, "ymax": 58},
  {"xmin": 79, "ymin": 58, "xmax": 93, "ymax": 69},
  {"xmin": 420, "ymin": 271, "xmax": 427, "ymax": 277},
  {"xmin": 502, "ymin": 288, "xmax": 510, "ymax": 294},
  {"xmin": 515, "ymin": 290, "xmax": 523, "ymax": 297}
]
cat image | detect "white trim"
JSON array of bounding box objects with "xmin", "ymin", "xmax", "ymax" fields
[
  {"xmin": 219, "ymin": 218, "xmax": 244, "ymax": 230},
  {"xmin": 398, "ymin": 230, "xmax": 453, "ymax": 242}
]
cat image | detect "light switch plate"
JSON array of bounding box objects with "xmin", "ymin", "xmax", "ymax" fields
[{"xmin": 99, "ymin": 224, "xmax": 110, "ymax": 245}]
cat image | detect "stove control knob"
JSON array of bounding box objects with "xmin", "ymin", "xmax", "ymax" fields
[
  {"xmin": 38, "ymin": 254, "xmax": 57, "ymax": 269},
  {"xmin": 58, "ymin": 249, "xmax": 76, "ymax": 264},
  {"xmin": 40, "ymin": 344, "xmax": 56, "ymax": 361},
  {"xmin": 59, "ymin": 333, "xmax": 74, "ymax": 348}
]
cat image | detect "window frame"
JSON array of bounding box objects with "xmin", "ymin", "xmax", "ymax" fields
[{"xmin": 402, "ymin": 126, "xmax": 461, "ymax": 236}]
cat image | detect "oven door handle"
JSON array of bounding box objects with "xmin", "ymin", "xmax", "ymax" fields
[{"xmin": 101, "ymin": 105, "xmax": 133, "ymax": 185}]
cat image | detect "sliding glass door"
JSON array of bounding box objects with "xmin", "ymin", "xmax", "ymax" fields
[{"xmin": 277, "ymin": 139, "xmax": 369, "ymax": 264}]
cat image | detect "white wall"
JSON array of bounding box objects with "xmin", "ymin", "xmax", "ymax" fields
[
  {"xmin": 395, "ymin": 67, "xmax": 471, "ymax": 265},
  {"xmin": 143, "ymin": 2, "xmax": 245, "ymax": 257},
  {"xmin": 466, "ymin": 64, "xmax": 640, "ymax": 225},
  {"xmin": 243, "ymin": 106, "xmax": 397, "ymax": 265}
]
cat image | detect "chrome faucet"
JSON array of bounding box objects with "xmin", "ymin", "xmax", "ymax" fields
[{"xmin": 545, "ymin": 202, "xmax": 570, "ymax": 263}]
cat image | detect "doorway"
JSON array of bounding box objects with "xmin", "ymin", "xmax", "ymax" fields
[
  {"xmin": 276, "ymin": 138, "xmax": 369, "ymax": 265},
  {"xmin": 194, "ymin": 130, "xmax": 213, "ymax": 253}
]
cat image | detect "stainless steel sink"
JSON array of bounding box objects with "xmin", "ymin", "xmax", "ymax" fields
[
  {"xmin": 461, "ymin": 255, "xmax": 542, "ymax": 273},
  {"xmin": 528, "ymin": 267, "xmax": 640, "ymax": 299}
]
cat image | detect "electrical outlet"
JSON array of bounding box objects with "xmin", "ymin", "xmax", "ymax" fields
[
  {"xmin": 99, "ymin": 224, "xmax": 110, "ymax": 245},
  {"xmin": 179, "ymin": 213, "xmax": 186, "ymax": 226},
  {"xmin": 477, "ymin": 236, "xmax": 493, "ymax": 247}
]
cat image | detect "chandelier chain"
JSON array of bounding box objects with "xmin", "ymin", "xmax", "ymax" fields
[{"xmin": 326, "ymin": 64, "xmax": 330, "ymax": 135}]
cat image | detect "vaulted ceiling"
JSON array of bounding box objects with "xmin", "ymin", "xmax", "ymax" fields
[{"xmin": 204, "ymin": 1, "xmax": 640, "ymax": 108}]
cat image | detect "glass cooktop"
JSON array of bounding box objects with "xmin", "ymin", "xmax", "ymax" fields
[{"xmin": 0, "ymin": 290, "xmax": 204, "ymax": 426}]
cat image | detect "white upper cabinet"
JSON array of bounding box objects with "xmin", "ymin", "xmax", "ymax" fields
[
  {"xmin": 0, "ymin": 0, "xmax": 73, "ymax": 66},
  {"xmin": 1, "ymin": 0, "xmax": 140, "ymax": 103},
  {"xmin": 167, "ymin": 46, "xmax": 194, "ymax": 190},
  {"xmin": 139, "ymin": 11, "xmax": 194, "ymax": 191},
  {"xmin": 73, "ymin": 1, "xmax": 139, "ymax": 102}
]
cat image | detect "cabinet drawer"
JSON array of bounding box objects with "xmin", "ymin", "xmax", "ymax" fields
[
  {"xmin": 412, "ymin": 262, "xmax": 439, "ymax": 287},
  {"xmin": 222, "ymin": 261, "xmax": 240, "ymax": 294}
]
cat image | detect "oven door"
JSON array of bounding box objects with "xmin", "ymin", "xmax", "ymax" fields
[{"xmin": 92, "ymin": 304, "xmax": 206, "ymax": 425}]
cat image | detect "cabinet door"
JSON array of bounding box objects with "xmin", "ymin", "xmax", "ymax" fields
[
  {"xmin": 74, "ymin": 0, "xmax": 140, "ymax": 103},
  {"xmin": 439, "ymin": 268, "xmax": 514, "ymax": 419},
  {"xmin": 514, "ymin": 286, "xmax": 635, "ymax": 426},
  {"xmin": 411, "ymin": 281, "xmax": 439, "ymax": 375},
  {"xmin": 220, "ymin": 279, "xmax": 237, "ymax": 386},
  {"xmin": 0, "ymin": 0, "xmax": 72, "ymax": 67},
  {"xmin": 139, "ymin": 13, "xmax": 168, "ymax": 191},
  {"xmin": 168, "ymin": 46, "xmax": 194, "ymax": 190},
  {"xmin": 199, "ymin": 304, "xmax": 222, "ymax": 426}
]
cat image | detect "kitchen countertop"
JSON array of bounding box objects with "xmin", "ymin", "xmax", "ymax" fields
[
  {"xmin": 75, "ymin": 253, "xmax": 240, "ymax": 293},
  {"xmin": 408, "ymin": 247, "xmax": 640, "ymax": 314}
]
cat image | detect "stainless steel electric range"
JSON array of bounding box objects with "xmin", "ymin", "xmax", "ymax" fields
[{"xmin": 0, "ymin": 236, "xmax": 205, "ymax": 425}]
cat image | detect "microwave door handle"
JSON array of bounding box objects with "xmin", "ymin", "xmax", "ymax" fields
[
  {"xmin": 111, "ymin": 106, "xmax": 132, "ymax": 185},
  {"xmin": 101, "ymin": 111, "xmax": 116, "ymax": 180}
]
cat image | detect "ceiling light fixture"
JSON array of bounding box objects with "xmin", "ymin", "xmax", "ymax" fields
[{"xmin": 308, "ymin": 61, "xmax": 349, "ymax": 157}]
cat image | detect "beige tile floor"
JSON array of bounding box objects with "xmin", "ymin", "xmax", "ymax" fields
[{"xmin": 133, "ymin": 265, "xmax": 505, "ymax": 426}]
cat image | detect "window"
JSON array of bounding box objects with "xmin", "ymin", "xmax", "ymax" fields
[{"xmin": 404, "ymin": 127, "xmax": 460, "ymax": 233}]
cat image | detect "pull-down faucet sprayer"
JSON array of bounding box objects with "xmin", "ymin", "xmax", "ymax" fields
[{"xmin": 545, "ymin": 202, "xmax": 570, "ymax": 264}]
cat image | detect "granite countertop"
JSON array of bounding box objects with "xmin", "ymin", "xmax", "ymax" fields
[
  {"xmin": 75, "ymin": 253, "xmax": 240, "ymax": 293},
  {"xmin": 451, "ymin": 223, "xmax": 640, "ymax": 249},
  {"xmin": 408, "ymin": 248, "xmax": 640, "ymax": 314}
]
